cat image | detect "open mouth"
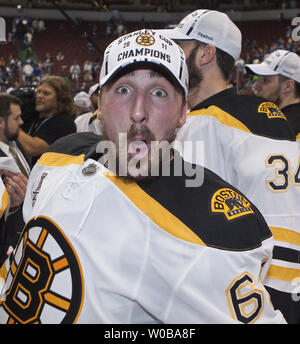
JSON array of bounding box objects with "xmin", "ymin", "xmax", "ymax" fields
[{"xmin": 128, "ymin": 137, "xmax": 150, "ymax": 159}]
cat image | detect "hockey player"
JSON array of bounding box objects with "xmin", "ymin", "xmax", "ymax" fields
[
  {"xmin": 246, "ymin": 49, "xmax": 300, "ymax": 145},
  {"xmin": 0, "ymin": 30, "xmax": 285, "ymax": 324}
]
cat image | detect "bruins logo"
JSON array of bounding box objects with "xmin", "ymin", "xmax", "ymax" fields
[
  {"xmin": 211, "ymin": 188, "xmax": 254, "ymax": 221},
  {"xmin": 136, "ymin": 33, "xmax": 155, "ymax": 46},
  {"xmin": 258, "ymin": 102, "xmax": 287, "ymax": 120},
  {"xmin": 0, "ymin": 216, "xmax": 84, "ymax": 324}
]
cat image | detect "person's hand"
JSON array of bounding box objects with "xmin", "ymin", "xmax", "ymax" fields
[{"xmin": 1, "ymin": 170, "xmax": 28, "ymax": 208}]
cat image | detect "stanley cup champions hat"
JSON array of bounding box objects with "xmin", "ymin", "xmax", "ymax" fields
[
  {"xmin": 158, "ymin": 9, "xmax": 242, "ymax": 61},
  {"xmin": 246, "ymin": 49, "xmax": 300, "ymax": 83},
  {"xmin": 99, "ymin": 29, "xmax": 189, "ymax": 96}
]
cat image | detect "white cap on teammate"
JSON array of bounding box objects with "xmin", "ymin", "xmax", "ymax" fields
[
  {"xmin": 158, "ymin": 9, "xmax": 241, "ymax": 61},
  {"xmin": 246, "ymin": 49, "xmax": 300, "ymax": 83}
]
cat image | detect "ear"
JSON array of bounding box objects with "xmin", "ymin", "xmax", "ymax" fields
[
  {"xmin": 283, "ymin": 79, "xmax": 295, "ymax": 93},
  {"xmin": 195, "ymin": 44, "xmax": 216, "ymax": 67},
  {"xmin": 0, "ymin": 117, "xmax": 6, "ymax": 129}
]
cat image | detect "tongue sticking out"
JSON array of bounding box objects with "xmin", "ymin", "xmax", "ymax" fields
[{"xmin": 128, "ymin": 140, "xmax": 150, "ymax": 159}]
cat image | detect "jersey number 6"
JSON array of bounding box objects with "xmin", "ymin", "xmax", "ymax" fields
[{"xmin": 226, "ymin": 271, "xmax": 264, "ymax": 323}]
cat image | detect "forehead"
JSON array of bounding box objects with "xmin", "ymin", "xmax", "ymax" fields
[
  {"xmin": 9, "ymin": 103, "xmax": 21, "ymax": 116},
  {"xmin": 37, "ymin": 82, "xmax": 56, "ymax": 93},
  {"xmin": 259, "ymin": 75, "xmax": 279, "ymax": 82}
]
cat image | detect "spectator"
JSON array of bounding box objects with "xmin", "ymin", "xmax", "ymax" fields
[
  {"xmin": 0, "ymin": 93, "xmax": 30, "ymax": 266},
  {"xmin": 87, "ymin": 41, "xmax": 95, "ymax": 55},
  {"xmin": 17, "ymin": 75, "xmax": 77, "ymax": 165},
  {"xmin": 73, "ymin": 90, "xmax": 91, "ymax": 117},
  {"xmin": 105, "ymin": 16, "xmax": 116, "ymax": 36},
  {"xmin": 75, "ymin": 83, "xmax": 102, "ymax": 134},
  {"xmin": 83, "ymin": 60, "xmax": 93, "ymax": 82},
  {"xmin": 69, "ymin": 59, "xmax": 81, "ymax": 81},
  {"xmin": 37, "ymin": 19, "xmax": 45, "ymax": 32},
  {"xmin": 43, "ymin": 53, "xmax": 53, "ymax": 74},
  {"xmin": 56, "ymin": 51, "xmax": 64, "ymax": 62},
  {"xmin": 22, "ymin": 60, "xmax": 34, "ymax": 86},
  {"xmin": 24, "ymin": 30, "xmax": 32, "ymax": 46}
]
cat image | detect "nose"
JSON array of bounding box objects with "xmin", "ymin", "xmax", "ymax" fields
[
  {"xmin": 253, "ymin": 80, "xmax": 261, "ymax": 93},
  {"xmin": 130, "ymin": 92, "xmax": 148, "ymax": 124}
]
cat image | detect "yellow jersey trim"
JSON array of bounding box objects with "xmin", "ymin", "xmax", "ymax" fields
[
  {"xmin": 37, "ymin": 152, "xmax": 85, "ymax": 167},
  {"xmin": 0, "ymin": 188, "xmax": 9, "ymax": 217},
  {"xmin": 270, "ymin": 226, "xmax": 300, "ymax": 246},
  {"xmin": 188, "ymin": 106, "xmax": 251, "ymax": 133},
  {"xmin": 266, "ymin": 264, "xmax": 300, "ymax": 282},
  {"xmin": 105, "ymin": 174, "xmax": 206, "ymax": 246}
]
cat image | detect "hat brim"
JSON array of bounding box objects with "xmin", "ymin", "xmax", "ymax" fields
[
  {"xmin": 101, "ymin": 61, "xmax": 187, "ymax": 96},
  {"xmin": 157, "ymin": 28, "xmax": 193, "ymax": 41},
  {"xmin": 245, "ymin": 62, "xmax": 279, "ymax": 76}
]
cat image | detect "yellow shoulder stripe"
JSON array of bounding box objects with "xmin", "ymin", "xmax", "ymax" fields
[
  {"xmin": 38, "ymin": 152, "xmax": 85, "ymax": 167},
  {"xmin": 188, "ymin": 106, "xmax": 251, "ymax": 133},
  {"xmin": 270, "ymin": 226, "xmax": 300, "ymax": 246},
  {"xmin": 105, "ymin": 174, "xmax": 205, "ymax": 246},
  {"xmin": 266, "ymin": 264, "xmax": 300, "ymax": 282},
  {"xmin": 0, "ymin": 260, "xmax": 8, "ymax": 289},
  {"xmin": 0, "ymin": 188, "xmax": 8, "ymax": 217}
]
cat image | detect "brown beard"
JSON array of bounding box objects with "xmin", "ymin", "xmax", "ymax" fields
[{"xmin": 186, "ymin": 45, "xmax": 203, "ymax": 93}]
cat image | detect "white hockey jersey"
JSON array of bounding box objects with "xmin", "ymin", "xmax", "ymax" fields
[
  {"xmin": 0, "ymin": 133, "xmax": 286, "ymax": 324},
  {"xmin": 175, "ymin": 88, "xmax": 300, "ymax": 323},
  {"xmin": 75, "ymin": 111, "xmax": 102, "ymax": 135}
]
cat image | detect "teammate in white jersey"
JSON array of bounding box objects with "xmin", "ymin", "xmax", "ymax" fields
[
  {"xmin": 159, "ymin": 10, "xmax": 300, "ymax": 323},
  {"xmin": 0, "ymin": 29, "xmax": 285, "ymax": 324},
  {"xmin": 246, "ymin": 49, "xmax": 300, "ymax": 145},
  {"xmin": 75, "ymin": 83, "xmax": 103, "ymax": 135}
]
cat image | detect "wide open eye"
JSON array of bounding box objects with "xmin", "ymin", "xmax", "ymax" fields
[
  {"xmin": 151, "ymin": 88, "xmax": 167, "ymax": 97},
  {"xmin": 117, "ymin": 85, "xmax": 131, "ymax": 95}
]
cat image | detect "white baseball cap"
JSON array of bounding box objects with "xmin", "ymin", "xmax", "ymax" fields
[
  {"xmin": 99, "ymin": 29, "xmax": 189, "ymax": 96},
  {"xmin": 88, "ymin": 83, "xmax": 100, "ymax": 97},
  {"xmin": 246, "ymin": 49, "xmax": 300, "ymax": 83},
  {"xmin": 158, "ymin": 9, "xmax": 241, "ymax": 61},
  {"xmin": 74, "ymin": 91, "xmax": 91, "ymax": 108}
]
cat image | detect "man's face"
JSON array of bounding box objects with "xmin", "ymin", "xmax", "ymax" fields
[
  {"xmin": 99, "ymin": 68, "xmax": 187, "ymax": 181},
  {"xmin": 4, "ymin": 103, "xmax": 23, "ymax": 142},
  {"xmin": 253, "ymin": 75, "xmax": 282, "ymax": 104},
  {"xmin": 35, "ymin": 82, "xmax": 58, "ymax": 116}
]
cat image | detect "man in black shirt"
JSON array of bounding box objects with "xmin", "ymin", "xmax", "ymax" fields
[
  {"xmin": 17, "ymin": 75, "xmax": 77, "ymax": 165},
  {"xmin": 0, "ymin": 93, "xmax": 29, "ymax": 266}
]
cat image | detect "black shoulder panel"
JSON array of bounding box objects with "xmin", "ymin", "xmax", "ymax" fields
[
  {"xmin": 138, "ymin": 158, "xmax": 272, "ymax": 251},
  {"xmin": 282, "ymin": 103, "xmax": 300, "ymax": 137},
  {"xmin": 46, "ymin": 132, "xmax": 101, "ymax": 158},
  {"xmin": 196, "ymin": 88, "xmax": 296, "ymax": 141}
]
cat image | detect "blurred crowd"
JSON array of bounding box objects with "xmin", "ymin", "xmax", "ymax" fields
[{"xmin": 1, "ymin": 12, "xmax": 300, "ymax": 98}]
